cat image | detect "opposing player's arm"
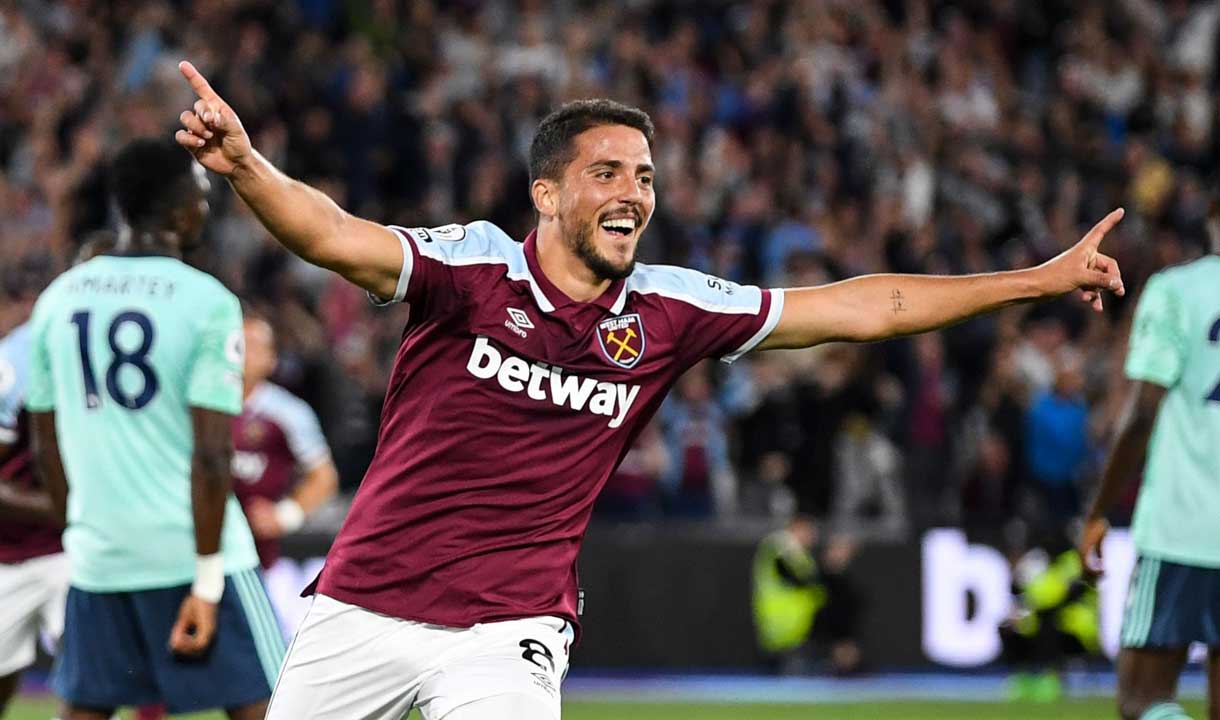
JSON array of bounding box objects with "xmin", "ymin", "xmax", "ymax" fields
[
  {"xmin": 759, "ymin": 209, "xmax": 1125, "ymax": 349},
  {"xmin": 28, "ymin": 412, "xmax": 68, "ymax": 526},
  {"xmin": 189, "ymin": 406, "xmax": 233, "ymax": 559},
  {"xmin": 174, "ymin": 61, "xmax": 402, "ymax": 300},
  {"xmin": 1078, "ymin": 381, "xmax": 1167, "ymax": 576}
]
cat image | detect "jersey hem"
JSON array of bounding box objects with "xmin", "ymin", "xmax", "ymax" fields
[
  {"xmin": 316, "ymin": 585, "xmax": 581, "ymax": 635},
  {"xmin": 722, "ymin": 288, "xmax": 785, "ymax": 363},
  {"xmin": 1133, "ymin": 546, "xmax": 1220, "ymax": 570},
  {"xmin": 1123, "ymin": 366, "xmax": 1177, "ymax": 389}
]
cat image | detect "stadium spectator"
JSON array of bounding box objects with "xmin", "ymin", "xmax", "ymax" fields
[{"xmin": 0, "ymin": 0, "xmax": 1214, "ymax": 541}]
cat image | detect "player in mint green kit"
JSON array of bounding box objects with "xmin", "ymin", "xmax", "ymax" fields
[
  {"xmin": 1080, "ymin": 215, "xmax": 1220, "ymax": 720},
  {"xmin": 25, "ymin": 138, "xmax": 281, "ymax": 720}
]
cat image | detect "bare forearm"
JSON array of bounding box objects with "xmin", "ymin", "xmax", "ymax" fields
[
  {"xmin": 1086, "ymin": 388, "xmax": 1161, "ymax": 520},
  {"xmin": 767, "ymin": 269, "xmax": 1049, "ymax": 347},
  {"xmin": 290, "ymin": 460, "xmax": 338, "ymax": 514},
  {"xmin": 190, "ymin": 452, "xmax": 230, "ymax": 556},
  {"xmin": 228, "ymin": 151, "xmax": 346, "ymax": 269},
  {"xmin": 29, "ymin": 412, "xmax": 68, "ymax": 525}
]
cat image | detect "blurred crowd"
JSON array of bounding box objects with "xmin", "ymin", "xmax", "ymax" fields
[{"xmin": 3, "ymin": 0, "xmax": 1219, "ymax": 540}]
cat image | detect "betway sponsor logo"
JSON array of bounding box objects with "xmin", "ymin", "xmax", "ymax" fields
[{"xmin": 466, "ymin": 337, "xmax": 640, "ymax": 429}]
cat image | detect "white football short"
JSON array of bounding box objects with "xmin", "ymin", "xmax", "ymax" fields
[
  {"xmin": 0, "ymin": 552, "xmax": 70, "ymax": 676},
  {"xmin": 266, "ymin": 594, "xmax": 575, "ymax": 720}
]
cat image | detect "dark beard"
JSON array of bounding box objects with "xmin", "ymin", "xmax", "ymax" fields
[{"xmin": 568, "ymin": 219, "xmax": 635, "ymax": 281}]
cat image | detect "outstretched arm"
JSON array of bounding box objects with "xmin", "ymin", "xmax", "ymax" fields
[
  {"xmin": 174, "ymin": 61, "xmax": 402, "ymax": 300},
  {"xmin": 1077, "ymin": 380, "xmax": 1166, "ymax": 576},
  {"xmin": 760, "ymin": 209, "xmax": 1125, "ymax": 348}
]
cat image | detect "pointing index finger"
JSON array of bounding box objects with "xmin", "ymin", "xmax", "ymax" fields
[
  {"xmin": 179, "ymin": 60, "xmax": 220, "ymax": 102},
  {"xmin": 1083, "ymin": 207, "xmax": 1125, "ymax": 250}
]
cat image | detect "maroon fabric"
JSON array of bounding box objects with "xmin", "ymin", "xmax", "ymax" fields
[
  {"xmin": 0, "ymin": 410, "xmax": 63, "ymax": 564},
  {"xmin": 312, "ymin": 228, "xmax": 774, "ymax": 636},
  {"xmin": 231, "ymin": 408, "xmax": 295, "ymax": 569}
]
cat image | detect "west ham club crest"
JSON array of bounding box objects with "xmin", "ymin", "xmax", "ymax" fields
[{"xmin": 597, "ymin": 313, "xmax": 646, "ymax": 369}]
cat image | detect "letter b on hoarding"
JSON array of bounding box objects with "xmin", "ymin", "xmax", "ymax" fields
[{"xmin": 922, "ymin": 529, "xmax": 1012, "ymax": 666}]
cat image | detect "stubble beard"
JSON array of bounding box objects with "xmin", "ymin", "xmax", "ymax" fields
[{"xmin": 565, "ymin": 215, "xmax": 636, "ymax": 282}]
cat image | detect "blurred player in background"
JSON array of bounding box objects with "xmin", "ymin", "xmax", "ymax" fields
[
  {"xmin": 0, "ymin": 235, "xmax": 115, "ymax": 717},
  {"xmin": 232, "ymin": 313, "xmax": 337, "ymax": 569},
  {"xmin": 1080, "ymin": 209, "xmax": 1220, "ymax": 720},
  {"xmin": 26, "ymin": 138, "xmax": 280, "ymax": 720},
  {"xmin": 176, "ymin": 60, "xmax": 1124, "ymax": 719},
  {"xmin": 0, "ymin": 285, "xmax": 66, "ymax": 716}
]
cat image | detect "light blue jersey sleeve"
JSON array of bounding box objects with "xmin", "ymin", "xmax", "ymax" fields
[
  {"xmin": 0, "ymin": 324, "xmax": 31, "ymax": 442},
  {"xmin": 1125, "ymin": 273, "xmax": 1187, "ymax": 389},
  {"xmin": 23, "ymin": 285, "xmax": 59, "ymax": 414},
  {"xmin": 186, "ymin": 292, "xmax": 245, "ymax": 416}
]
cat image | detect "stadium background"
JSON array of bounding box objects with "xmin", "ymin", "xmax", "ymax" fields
[{"xmin": 2, "ymin": 0, "xmax": 1218, "ymax": 716}]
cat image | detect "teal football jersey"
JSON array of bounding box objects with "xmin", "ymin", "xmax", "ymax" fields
[
  {"xmin": 25, "ymin": 255, "xmax": 258, "ymax": 591},
  {"xmin": 1124, "ymin": 255, "xmax": 1220, "ymax": 567}
]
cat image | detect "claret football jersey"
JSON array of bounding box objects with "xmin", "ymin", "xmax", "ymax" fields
[{"xmin": 312, "ymin": 221, "xmax": 784, "ymax": 633}]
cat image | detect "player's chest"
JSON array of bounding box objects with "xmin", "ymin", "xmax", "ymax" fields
[{"xmin": 464, "ymin": 298, "xmax": 670, "ymax": 380}]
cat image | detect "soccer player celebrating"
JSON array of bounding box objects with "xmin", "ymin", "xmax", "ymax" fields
[
  {"xmin": 232, "ymin": 314, "xmax": 338, "ymax": 571},
  {"xmin": 175, "ymin": 60, "xmax": 1125, "ymax": 719},
  {"xmin": 26, "ymin": 138, "xmax": 281, "ymax": 720},
  {"xmin": 1079, "ymin": 214, "xmax": 1220, "ymax": 720}
]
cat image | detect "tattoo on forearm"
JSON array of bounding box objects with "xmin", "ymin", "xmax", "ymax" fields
[{"xmin": 891, "ymin": 289, "xmax": 906, "ymax": 314}]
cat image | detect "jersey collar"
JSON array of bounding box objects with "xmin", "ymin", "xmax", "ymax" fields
[{"xmin": 523, "ymin": 230, "xmax": 628, "ymax": 315}]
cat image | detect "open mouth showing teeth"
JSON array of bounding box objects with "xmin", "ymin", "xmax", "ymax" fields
[{"xmin": 601, "ymin": 218, "xmax": 636, "ymax": 236}]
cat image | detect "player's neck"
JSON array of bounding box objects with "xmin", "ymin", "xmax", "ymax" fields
[
  {"xmin": 535, "ymin": 225, "xmax": 612, "ymax": 303},
  {"xmin": 116, "ymin": 226, "xmax": 183, "ymax": 259}
]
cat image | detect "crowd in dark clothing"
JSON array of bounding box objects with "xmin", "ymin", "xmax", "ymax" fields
[{"xmin": 3, "ymin": 0, "xmax": 1218, "ymax": 538}]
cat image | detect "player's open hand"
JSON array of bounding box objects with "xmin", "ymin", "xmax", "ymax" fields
[
  {"xmin": 175, "ymin": 60, "xmax": 252, "ymax": 176},
  {"xmin": 169, "ymin": 593, "xmax": 218, "ymax": 656},
  {"xmin": 1078, "ymin": 516, "xmax": 1109, "ymax": 579},
  {"xmin": 1037, "ymin": 208, "xmax": 1126, "ymax": 312}
]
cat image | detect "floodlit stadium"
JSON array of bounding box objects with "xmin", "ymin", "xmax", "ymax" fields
[{"xmin": 2, "ymin": 1, "xmax": 1220, "ymax": 719}]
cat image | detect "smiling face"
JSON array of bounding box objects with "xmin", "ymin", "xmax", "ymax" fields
[{"xmin": 543, "ymin": 124, "xmax": 656, "ymax": 281}]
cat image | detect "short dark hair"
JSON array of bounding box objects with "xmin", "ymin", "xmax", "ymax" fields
[
  {"xmin": 110, "ymin": 137, "xmax": 198, "ymax": 227},
  {"xmin": 529, "ymin": 99, "xmax": 655, "ymax": 183}
]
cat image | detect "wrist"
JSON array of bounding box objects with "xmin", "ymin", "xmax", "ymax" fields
[
  {"xmin": 1014, "ymin": 266, "xmax": 1056, "ymax": 300},
  {"xmin": 275, "ymin": 498, "xmax": 306, "ymax": 534},
  {"xmin": 191, "ymin": 553, "xmax": 225, "ymax": 603}
]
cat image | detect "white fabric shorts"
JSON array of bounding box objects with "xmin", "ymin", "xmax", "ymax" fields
[
  {"xmin": 0, "ymin": 552, "xmax": 70, "ymax": 676},
  {"xmin": 266, "ymin": 594, "xmax": 575, "ymax": 720}
]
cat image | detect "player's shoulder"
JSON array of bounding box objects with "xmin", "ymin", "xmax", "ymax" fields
[
  {"xmin": 248, "ymin": 382, "xmax": 316, "ymax": 425},
  {"xmin": 1149, "ymin": 255, "xmax": 1219, "ymax": 285},
  {"xmin": 0, "ymin": 322, "xmax": 32, "ymax": 357},
  {"xmin": 0, "ymin": 323, "xmax": 30, "ymax": 393},
  {"xmin": 392, "ymin": 220, "xmax": 526, "ymax": 268},
  {"xmin": 165, "ymin": 260, "xmax": 238, "ymax": 303},
  {"xmin": 625, "ymin": 262, "xmax": 763, "ymax": 314}
]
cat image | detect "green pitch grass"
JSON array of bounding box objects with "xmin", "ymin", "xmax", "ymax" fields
[{"xmin": 3, "ymin": 697, "xmax": 1210, "ymax": 719}]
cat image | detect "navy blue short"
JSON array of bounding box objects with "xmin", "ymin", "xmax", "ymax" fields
[
  {"xmin": 1121, "ymin": 555, "xmax": 1220, "ymax": 649},
  {"xmin": 52, "ymin": 568, "xmax": 285, "ymax": 714}
]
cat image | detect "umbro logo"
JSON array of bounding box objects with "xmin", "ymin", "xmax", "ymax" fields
[
  {"xmin": 507, "ymin": 308, "xmax": 534, "ymax": 329},
  {"xmin": 505, "ymin": 308, "xmax": 534, "ymax": 338}
]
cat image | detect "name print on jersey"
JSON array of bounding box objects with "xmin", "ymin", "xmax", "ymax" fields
[{"xmin": 466, "ymin": 337, "xmax": 640, "ymax": 428}]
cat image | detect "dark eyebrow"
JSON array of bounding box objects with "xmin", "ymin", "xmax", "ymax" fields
[{"xmin": 588, "ymin": 159, "xmax": 655, "ymax": 174}]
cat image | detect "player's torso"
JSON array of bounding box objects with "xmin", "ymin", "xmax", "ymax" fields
[
  {"xmin": 1137, "ymin": 256, "xmax": 1220, "ymax": 564},
  {"xmin": 232, "ymin": 406, "xmax": 296, "ymax": 503},
  {"xmin": 373, "ymin": 271, "xmax": 680, "ymax": 513},
  {"xmin": 35, "ymin": 255, "xmax": 255, "ymax": 589}
]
